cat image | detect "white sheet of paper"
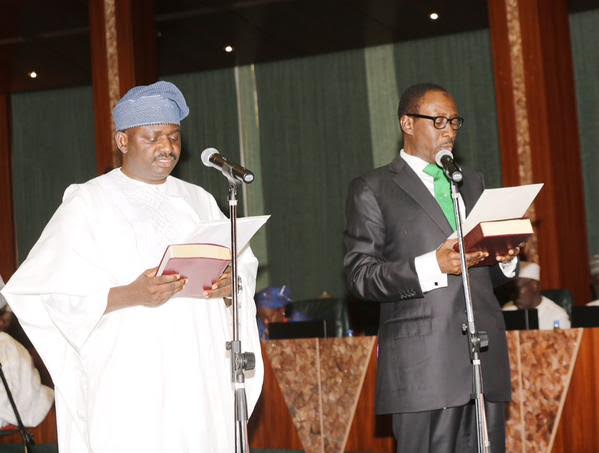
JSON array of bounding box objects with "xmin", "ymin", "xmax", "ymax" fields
[
  {"xmin": 448, "ymin": 183, "xmax": 543, "ymax": 239},
  {"xmin": 185, "ymin": 214, "xmax": 270, "ymax": 252}
]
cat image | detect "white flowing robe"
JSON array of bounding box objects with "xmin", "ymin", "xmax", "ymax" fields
[
  {"xmin": 1, "ymin": 169, "xmax": 264, "ymax": 453},
  {"xmin": 0, "ymin": 332, "xmax": 54, "ymax": 428}
]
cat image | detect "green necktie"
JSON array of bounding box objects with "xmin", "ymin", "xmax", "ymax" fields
[{"xmin": 423, "ymin": 164, "xmax": 456, "ymax": 231}]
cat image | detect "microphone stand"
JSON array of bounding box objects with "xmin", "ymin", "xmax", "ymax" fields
[
  {"xmin": 450, "ymin": 178, "xmax": 491, "ymax": 453},
  {"xmin": 222, "ymin": 176, "xmax": 255, "ymax": 453}
]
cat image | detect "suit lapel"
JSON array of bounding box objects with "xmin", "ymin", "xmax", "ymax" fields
[{"xmin": 389, "ymin": 156, "xmax": 454, "ymax": 236}]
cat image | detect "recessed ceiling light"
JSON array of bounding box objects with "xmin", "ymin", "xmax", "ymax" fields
[
  {"xmin": 28, "ymin": 71, "xmax": 38, "ymax": 79},
  {"xmin": 430, "ymin": 12, "xmax": 439, "ymax": 20},
  {"xmin": 224, "ymin": 45, "xmax": 234, "ymax": 53}
]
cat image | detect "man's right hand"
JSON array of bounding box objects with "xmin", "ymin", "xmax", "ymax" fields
[
  {"xmin": 436, "ymin": 240, "xmax": 488, "ymax": 275},
  {"xmin": 106, "ymin": 267, "xmax": 187, "ymax": 313}
]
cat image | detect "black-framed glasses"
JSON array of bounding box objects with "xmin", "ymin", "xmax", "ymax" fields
[{"xmin": 406, "ymin": 113, "xmax": 464, "ymax": 130}]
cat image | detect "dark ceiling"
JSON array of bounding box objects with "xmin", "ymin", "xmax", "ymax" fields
[{"xmin": 1, "ymin": 0, "xmax": 597, "ymax": 93}]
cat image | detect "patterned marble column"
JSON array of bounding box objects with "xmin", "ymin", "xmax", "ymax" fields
[
  {"xmin": 266, "ymin": 337, "xmax": 376, "ymax": 453},
  {"xmin": 488, "ymin": 0, "xmax": 591, "ymax": 303},
  {"xmin": 89, "ymin": 0, "xmax": 157, "ymax": 174},
  {"xmin": 506, "ymin": 329, "xmax": 583, "ymax": 452}
]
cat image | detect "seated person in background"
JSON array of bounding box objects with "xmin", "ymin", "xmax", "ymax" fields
[
  {"xmin": 502, "ymin": 262, "xmax": 571, "ymax": 329},
  {"xmin": 256, "ymin": 286, "xmax": 293, "ymax": 340},
  {"xmin": 587, "ymin": 254, "xmax": 599, "ymax": 306},
  {"xmin": 0, "ymin": 275, "xmax": 54, "ymax": 428},
  {"xmin": 255, "ymin": 286, "xmax": 312, "ymax": 339}
]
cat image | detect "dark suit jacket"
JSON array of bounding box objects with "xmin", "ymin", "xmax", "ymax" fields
[{"xmin": 344, "ymin": 155, "xmax": 512, "ymax": 414}]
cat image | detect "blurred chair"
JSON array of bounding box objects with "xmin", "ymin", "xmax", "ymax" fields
[
  {"xmin": 287, "ymin": 297, "xmax": 350, "ymax": 337},
  {"xmin": 542, "ymin": 289, "xmax": 574, "ymax": 317}
]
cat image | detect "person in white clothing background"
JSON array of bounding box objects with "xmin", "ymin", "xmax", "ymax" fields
[
  {"xmin": 587, "ymin": 255, "xmax": 599, "ymax": 306},
  {"xmin": 1, "ymin": 81, "xmax": 263, "ymax": 453},
  {"xmin": 0, "ymin": 275, "xmax": 54, "ymax": 429},
  {"xmin": 502, "ymin": 261, "xmax": 571, "ymax": 329}
]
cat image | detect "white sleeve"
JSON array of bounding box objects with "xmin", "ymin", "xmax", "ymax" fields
[
  {"xmin": 0, "ymin": 335, "xmax": 54, "ymax": 428},
  {"xmin": 499, "ymin": 257, "xmax": 518, "ymax": 278},
  {"xmin": 3, "ymin": 185, "xmax": 112, "ymax": 353},
  {"xmin": 414, "ymin": 250, "xmax": 448, "ymax": 293}
]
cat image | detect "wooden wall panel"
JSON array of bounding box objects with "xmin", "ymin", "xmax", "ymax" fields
[
  {"xmin": 488, "ymin": 0, "xmax": 591, "ymax": 304},
  {"xmin": 345, "ymin": 345, "xmax": 395, "ymax": 452},
  {"xmin": 552, "ymin": 328, "xmax": 599, "ymax": 452},
  {"xmin": 89, "ymin": 0, "xmax": 158, "ymax": 175},
  {"xmin": 0, "ymin": 95, "xmax": 16, "ymax": 277}
]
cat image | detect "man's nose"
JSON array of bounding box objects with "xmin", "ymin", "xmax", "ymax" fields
[
  {"xmin": 441, "ymin": 126, "xmax": 457, "ymax": 142},
  {"xmin": 157, "ymin": 136, "xmax": 174, "ymax": 152}
]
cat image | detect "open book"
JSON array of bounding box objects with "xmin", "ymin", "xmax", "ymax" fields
[
  {"xmin": 449, "ymin": 183, "xmax": 543, "ymax": 266},
  {"xmin": 156, "ymin": 215, "xmax": 269, "ymax": 297}
]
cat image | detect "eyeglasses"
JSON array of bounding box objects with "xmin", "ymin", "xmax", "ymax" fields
[{"xmin": 406, "ymin": 113, "xmax": 464, "ymax": 130}]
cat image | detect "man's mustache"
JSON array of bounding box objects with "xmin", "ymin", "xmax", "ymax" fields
[{"xmin": 154, "ymin": 153, "xmax": 177, "ymax": 161}]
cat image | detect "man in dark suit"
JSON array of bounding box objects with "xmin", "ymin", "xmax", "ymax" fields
[{"xmin": 344, "ymin": 83, "xmax": 518, "ymax": 452}]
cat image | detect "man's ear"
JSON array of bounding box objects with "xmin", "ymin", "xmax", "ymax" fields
[
  {"xmin": 115, "ymin": 131, "xmax": 128, "ymax": 154},
  {"xmin": 399, "ymin": 115, "xmax": 413, "ymax": 136}
]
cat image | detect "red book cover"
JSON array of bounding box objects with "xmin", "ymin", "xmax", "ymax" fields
[
  {"xmin": 453, "ymin": 218, "xmax": 533, "ymax": 266},
  {"xmin": 157, "ymin": 244, "xmax": 231, "ymax": 298}
]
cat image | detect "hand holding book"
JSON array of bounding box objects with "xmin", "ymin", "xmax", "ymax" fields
[
  {"xmin": 156, "ymin": 215, "xmax": 269, "ymax": 298},
  {"xmin": 203, "ymin": 265, "xmax": 232, "ymax": 299},
  {"xmin": 452, "ymin": 218, "xmax": 532, "ymax": 267},
  {"xmin": 446, "ymin": 184, "xmax": 542, "ymax": 268}
]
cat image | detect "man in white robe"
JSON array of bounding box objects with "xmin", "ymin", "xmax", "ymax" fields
[
  {"xmin": 502, "ymin": 261, "xmax": 570, "ymax": 330},
  {"xmin": 1, "ymin": 81, "xmax": 263, "ymax": 452},
  {"xmin": 0, "ymin": 276, "xmax": 54, "ymax": 429}
]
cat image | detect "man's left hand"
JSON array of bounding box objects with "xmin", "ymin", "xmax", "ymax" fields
[
  {"xmin": 203, "ymin": 266, "xmax": 233, "ymax": 299},
  {"xmin": 496, "ymin": 247, "xmax": 520, "ymax": 264}
]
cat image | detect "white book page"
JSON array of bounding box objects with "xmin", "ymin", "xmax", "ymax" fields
[
  {"xmin": 185, "ymin": 215, "xmax": 270, "ymax": 253},
  {"xmin": 448, "ymin": 183, "xmax": 543, "ymax": 239}
]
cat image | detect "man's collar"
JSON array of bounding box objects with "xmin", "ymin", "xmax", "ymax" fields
[{"xmin": 400, "ymin": 149, "xmax": 431, "ymax": 175}]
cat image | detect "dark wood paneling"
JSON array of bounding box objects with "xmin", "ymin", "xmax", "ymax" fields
[
  {"xmin": 488, "ymin": 0, "xmax": 521, "ymax": 188},
  {"xmin": 519, "ymin": 0, "xmax": 590, "ymax": 303},
  {"xmin": 89, "ymin": 0, "xmax": 159, "ymax": 175},
  {"xmin": 552, "ymin": 328, "xmax": 599, "ymax": 452},
  {"xmin": 488, "ymin": 0, "xmax": 591, "ymax": 304},
  {"xmin": 345, "ymin": 345, "xmax": 395, "ymax": 452},
  {"xmin": 0, "ymin": 95, "xmax": 16, "ymax": 277},
  {"xmin": 116, "ymin": 0, "xmax": 158, "ymax": 92},
  {"xmin": 89, "ymin": 0, "xmax": 118, "ymax": 175}
]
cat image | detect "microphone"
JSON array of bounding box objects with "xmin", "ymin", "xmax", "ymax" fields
[
  {"xmin": 201, "ymin": 148, "xmax": 255, "ymax": 184},
  {"xmin": 435, "ymin": 149, "xmax": 463, "ymax": 183}
]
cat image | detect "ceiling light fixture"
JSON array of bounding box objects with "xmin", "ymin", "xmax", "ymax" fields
[
  {"xmin": 28, "ymin": 71, "xmax": 38, "ymax": 79},
  {"xmin": 224, "ymin": 45, "xmax": 234, "ymax": 53},
  {"xmin": 430, "ymin": 12, "xmax": 439, "ymax": 20}
]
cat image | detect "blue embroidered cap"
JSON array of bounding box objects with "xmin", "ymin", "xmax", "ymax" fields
[
  {"xmin": 255, "ymin": 286, "xmax": 292, "ymax": 309},
  {"xmin": 113, "ymin": 81, "xmax": 190, "ymax": 131}
]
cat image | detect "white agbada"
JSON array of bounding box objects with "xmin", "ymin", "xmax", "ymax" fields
[
  {"xmin": 1, "ymin": 168, "xmax": 264, "ymax": 453},
  {"xmin": 503, "ymin": 296, "xmax": 571, "ymax": 330},
  {"xmin": 0, "ymin": 332, "xmax": 54, "ymax": 428}
]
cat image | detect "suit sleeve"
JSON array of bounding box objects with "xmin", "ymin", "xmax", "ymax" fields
[{"xmin": 343, "ymin": 177, "xmax": 424, "ymax": 302}]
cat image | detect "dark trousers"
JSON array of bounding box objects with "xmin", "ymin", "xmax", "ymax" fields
[{"xmin": 392, "ymin": 401, "xmax": 507, "ymax": 453}]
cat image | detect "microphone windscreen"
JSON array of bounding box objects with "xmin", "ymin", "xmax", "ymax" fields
[
  {"xmin": 201, "ymin": 147, "xmax": 219, "ymax": 168},
  {"xmin": 435, "ymin": 149, "xmax": 453, "ymax": 167}
]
